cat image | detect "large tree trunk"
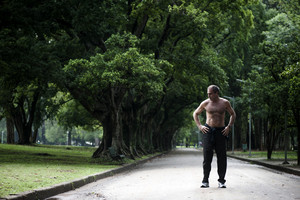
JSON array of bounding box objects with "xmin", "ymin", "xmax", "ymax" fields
[
  {"xmin": 144, "ymin": 119, "xmax": 154, "ymax": 153},
  {"xmin": 92, "ymin": 116, "xmax": 112, "ymax": 158},
  {"xmin": 266, "ymin": 122, "xmax": 274, "ymax": 159},
  {"xmin": 110, "ymin": 105, "xmax": 130, "ymax": 156},
  {"xmin": 13, "ymin": 108, "xmax": 31, "ymax": 144},
  {"xmin": 152, "ymin": 123, "xmax": 163, "ymax": 151},
  {"xmin": 92, "ymin": 109, "xmax": 130, "ymax": 158},
  {"xmin": 13, "ymin": 108, "xmax": 33, "ymax": 144},
  {"xmin": 123, "ymin": 109, "xmax": 139, "ymax": 159},
  {"xmin": 266, "ymin": 123, "xmax": 282, "ymax": 160},
  {"xmin": 30, "ymin": 128, "xmax": 38, "ymax": 143},
  {"xmin": 123, "ymin": 96, "xmax": 147, "ymax": 159},
  {"xmin": 135, "ymin": 111, "xmax": 148, "ymax": 156},
  {"xmin": 15, "ymin": 123, "xmax": 32, "ymax": 144},
  {"xmin": 92, "ymin": 88, "xmax": 129, "ymax": 158},
  {"xmin": 254, "ymin": 118, "xmax": 262, "ymax": 150},
  {"xmin": 10, "ymin": 91, "xmax": 39, "ymax": 144},
  {"xmin": 6, "ymin": 117, "xmax": 14, "ymax": 144}
]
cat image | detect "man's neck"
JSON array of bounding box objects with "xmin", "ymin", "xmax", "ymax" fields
[{"xmin": 211, "ymin": 96, "xmax": 220, "ymax": 102}]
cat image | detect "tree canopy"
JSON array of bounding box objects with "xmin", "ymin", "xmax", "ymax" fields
[{"xmin": 0, "ymin": 0, "xmax": 299, "ymax": 163}]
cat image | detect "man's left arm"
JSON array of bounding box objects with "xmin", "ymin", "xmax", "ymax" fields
[{"xmin": 222, "ymin": 101, "xmax": 236, "ymax": 136}]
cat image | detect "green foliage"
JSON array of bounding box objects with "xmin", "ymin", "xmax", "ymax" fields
[
  {"xmin": 282, "ymin": 63, "xmax": 300, "ymax": 111},
  {"xmin": 253, "ymin": 5, "xmax": 299, "ymax": 116},
  {"xmin": 45, "ymin": 120, "xmax": 66, "ymax": 144},
  {"xmin": 175, "ymin": 120, "xmax": 200, "ymax": 146},
  {"xmin": 64, "ymin": 32, "xmax": 171, "ymax": 104},
  {"xmin": 236, "ymin": 0, "xmax": 300, "ymax": 160},
  {"xmin": 0, "ymin": 0, "xmax": 86, "ymax": 143},
  {"xmin": 2, "ymin": 0, "xmax": 298, "ymax": 161},
  {"xmin": 56, "ymin": 98, "xmax": 99, "ymax": 129}
]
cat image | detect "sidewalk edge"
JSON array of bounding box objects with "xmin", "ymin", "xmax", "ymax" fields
[{"xmin": 228, "ymin": 155, "xmax": 300, "ymax": 176}]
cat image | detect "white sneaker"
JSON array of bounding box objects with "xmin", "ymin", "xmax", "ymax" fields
[
  {"xmin": 201, "ymin": 182, "xmax": 209, "ymax": 188},
  {"xmin": 218, "ymin": 182, "xmax": 226, "ymax": 188}
]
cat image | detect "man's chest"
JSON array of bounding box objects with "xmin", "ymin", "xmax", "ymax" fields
[{"xmin": 205, "ymin": 103, "xmax": 226, "ymax": 114}]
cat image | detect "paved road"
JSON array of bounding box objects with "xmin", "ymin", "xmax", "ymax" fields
[{"xmin": 48, "ymin": 148, "xmax": 300, "ymax": 200}]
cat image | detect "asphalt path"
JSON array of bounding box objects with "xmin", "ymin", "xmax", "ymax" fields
[{"xmin": 47, "ymin": 148, "xmax": 300, "ymax": 200}]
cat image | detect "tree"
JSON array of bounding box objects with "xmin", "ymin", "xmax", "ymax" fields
[
  {"xmin": 60, "ymin": 0, "xmax": 255, "ymax": 158},
  {"xmin": 145, "ymin": 0, "xmax": 256, "ymax": 153},
  {"xmin": 63, "ymin": 33, "xmax": 170, "ymax": 157},
  {"xmin": 0, "ymin": 0, "xmax": 82, "ymax": 144},
  {"xmin": 0, "ymin": 0, "xmax": 259, "ymax": 161},
  {"xmin": 278, "ymin": 0, "xmax": 300, "ymax": 165},
  {"xmin": 282, "ymin": 63, "xmax": 300, "ymax": 164},
  {"xmin": 246, "ymin": 1, "xmax": 300, "ymax": 160}
]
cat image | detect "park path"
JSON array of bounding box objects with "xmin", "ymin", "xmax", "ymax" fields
[{"xmin": 47, "ymin": 148, "xmax": 300, "ymax": 200}]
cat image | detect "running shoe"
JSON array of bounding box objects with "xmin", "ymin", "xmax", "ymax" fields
[
  {"xmin": 218, "ymin": 182, "xmax": 226, "ymax": 188},
  {"xmin": 201, "ymin": 182, "xmax": 209, "ymax": 188}
]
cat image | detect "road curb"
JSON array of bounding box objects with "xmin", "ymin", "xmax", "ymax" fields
[
  {"xmin": 228, "ymin": 155, "xmax": 300, "ymax": 176},
  {"xmin": 1, "ymin": 153, "xmax": 167, "ymax": 200}
]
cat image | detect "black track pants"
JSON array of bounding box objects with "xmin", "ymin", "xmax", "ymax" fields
[{"xmin": 202, "ymin": 124, "xmax": 227, "ymax": 184}]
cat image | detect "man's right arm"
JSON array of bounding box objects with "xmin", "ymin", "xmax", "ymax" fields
[{"xmin": 193, "ymin": 102, "xmax": 209, "ymax": 133}]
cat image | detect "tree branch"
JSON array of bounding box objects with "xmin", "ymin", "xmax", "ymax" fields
[
  {"xmin": 133, "ymin": 15, "xmax": 149, "ymax": 38},
  {"xmin": 155, "ymin": 14, "xmax": 171, "ymax": 59}
]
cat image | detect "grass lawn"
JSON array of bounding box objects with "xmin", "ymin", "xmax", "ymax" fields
[
  {"xmin": 0, "ymin": 144, "xmax": 122, "ymax": 198},
  {"xmin": 177, "ymin": 146, "xmax": 298, "ymax": 160},
  {"xmin": 232, "ymin": 150, "xmax": 298, "ymax": 160}
]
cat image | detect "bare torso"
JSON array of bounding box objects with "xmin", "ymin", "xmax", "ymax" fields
[
  {"xmin": 193, "ymin": 86, "xmax": 236, "ymax": 135},
  {"xmin": 203, "ymin": 98, "xmax": 227, "ymax": 127}
]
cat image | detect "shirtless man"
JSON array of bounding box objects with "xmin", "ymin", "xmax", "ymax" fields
[{"xmin": 193, "ymin": 85, "xmax": 236, "ymax": 188}]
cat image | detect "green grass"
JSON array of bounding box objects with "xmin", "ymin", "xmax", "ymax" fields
[
  {"xmin": 232, "ymin": 150, "xmax": 297, "ymax": 160},
  {"xmin": 0, "ymin": 144, "xmax": 121, "ymax": 197}
]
